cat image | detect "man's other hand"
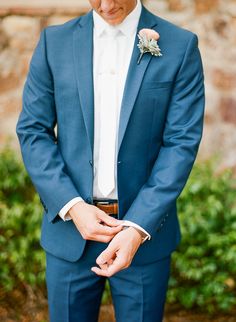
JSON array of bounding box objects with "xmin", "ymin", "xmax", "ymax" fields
[
  {"xmin": 91, "ymin": 227, "xmax": 143, "ymax": 277},
  {"xmin": 69, "ymin": 201, "xmax": 123, "ymax": 243}
]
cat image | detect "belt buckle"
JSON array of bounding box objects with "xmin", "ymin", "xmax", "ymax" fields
[
  {"xmin": 93, "ymin": 199, "xmax": 117, "ymax": 205},
  {"xmin": 97, "ymin": 201, "xmax": 109, "ymax": 205}
]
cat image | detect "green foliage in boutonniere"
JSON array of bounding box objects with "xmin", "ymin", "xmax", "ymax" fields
[{"xmin": 137, "ymin": 28, "xmax": 162, "ymax": 64}]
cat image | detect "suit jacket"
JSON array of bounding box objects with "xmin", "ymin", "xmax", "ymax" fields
[{"xmin": 16, "ymin": 5, "xmax": 205, "ymax": 264}]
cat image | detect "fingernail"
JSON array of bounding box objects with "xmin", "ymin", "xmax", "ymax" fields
[{"xmin": 91, "ymin": 266, "xmax": 98, "ymax": 271}]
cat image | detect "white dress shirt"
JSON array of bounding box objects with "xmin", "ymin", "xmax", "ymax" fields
[{"xmin": 59, "ymin": 0, "xmax": 151, "ymax": 243}]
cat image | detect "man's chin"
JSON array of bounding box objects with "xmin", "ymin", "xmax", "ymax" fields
[{"xmin": 101, "ymin": 14, "xmax": 125, "ymax": 25}]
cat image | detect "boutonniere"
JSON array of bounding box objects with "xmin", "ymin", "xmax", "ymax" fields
[{"xmin": 137, "ymin": 28, "xmax": 162, "ymax": 64}]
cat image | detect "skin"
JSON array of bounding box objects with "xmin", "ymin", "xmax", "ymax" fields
[
  {"xmin": 69, "ymin": 0, "xmax": 143, "ymax": 277},
  {"xmin": 69, "ymin": 201, "xmax": 123, "ymax": 243},
  {"xmin": 69, "ymin": 201, "xmax": 143, "ymax": 277},
  {"xmin": 91, "ymin": 226, "xmax": 143, "ymax": 277},
  {"xmin": 88, "ymin": 0, "xmax": 137, "ymax": 25}
]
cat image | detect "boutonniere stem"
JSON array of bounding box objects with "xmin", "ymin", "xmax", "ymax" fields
[{"xmin": 137, "ymin": 28, "xmax": 162, "ymax": 64}]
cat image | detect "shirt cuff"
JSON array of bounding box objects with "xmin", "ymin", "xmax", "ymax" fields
[
  {"xmin": 120, "ymin": 220, "xmax": 151, "ymax": 243},
  {"xmin": 58, "ymin": 197, "xmax": 84, "ymax": 221}
]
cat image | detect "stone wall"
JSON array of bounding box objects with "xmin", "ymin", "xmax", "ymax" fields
[{"xmin": 0, "ymin": 0, "xmax": 235, "ymax": 173}]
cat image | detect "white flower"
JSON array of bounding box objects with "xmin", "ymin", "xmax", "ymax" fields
[{"xmin": 137, "ymin": 28, "xmax": 162, "ymax": 64}]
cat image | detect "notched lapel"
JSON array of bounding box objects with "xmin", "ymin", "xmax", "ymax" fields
[
  {"xmin": 118, "ymin": 7, "xmax": 158, "ymax": 153},
  {"xmin": 73, "ymin": 11, "xmax": 94, "ymax": 155},
  {"xmin": 72, "ymin": 8, "xmax": 159, "ymax": 156}
]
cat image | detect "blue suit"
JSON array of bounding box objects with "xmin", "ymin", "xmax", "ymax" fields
[{"xmin": 16, "ymin": 5, "xmax": 205, "ymax": 322}]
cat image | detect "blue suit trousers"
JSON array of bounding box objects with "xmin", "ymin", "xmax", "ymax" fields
[{"xmin": 46, "ymin": 240, "xmax": 171, "ymax": 322}]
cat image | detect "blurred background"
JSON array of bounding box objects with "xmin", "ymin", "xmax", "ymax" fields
[{"xmin": 0, "ymin": 1, "xmax": 235, "ymax": 321}]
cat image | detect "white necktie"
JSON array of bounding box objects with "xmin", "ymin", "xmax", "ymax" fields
[{"xmin": 97, "ymin": 27, "xmax": 119, "ymax": 197}]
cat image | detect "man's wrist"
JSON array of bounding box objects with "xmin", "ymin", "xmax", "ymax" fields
[
  {"xmin": 122, "ymin": 226, "xmax": 145, "ymax": 243},
  {"xmin": 69, "ymin": 200, "xmax": 86, "ymax": 219},
  {"xmin": 120, "ymin": 220, "xmax": 151, "ymax": 242},
  {"xmin": 132, "ymin": 227, "xmax": 148, "ymax": 243},
  {"xmin": 59, "ymin": 197, "xmax": 85, "ymax": 221}
]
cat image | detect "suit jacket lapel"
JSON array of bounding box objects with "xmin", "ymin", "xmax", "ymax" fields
[
  {"xmin": 73, "ymin": 7, "xmax": 158, "ymax": 156},
  {"xmin": 117, "ymin": 6, "xmax": 158, "ymax": 153},
  {"xmin": 73, "ymin": 11, "xmax": 94, "ymax": 155}
]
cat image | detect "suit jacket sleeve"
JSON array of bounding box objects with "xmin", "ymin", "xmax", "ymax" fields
[
  {"xmin": 122, "ymin": 34, "xmax": 205, "ymax": 236},
  {"xmin": 16, "ymin": 28, "xmax": 82, "ymax": 223}
]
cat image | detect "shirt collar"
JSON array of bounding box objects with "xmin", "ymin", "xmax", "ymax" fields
[{"xmin": 93, "ymin": 0, "xmax": 142, "ymax": 38}]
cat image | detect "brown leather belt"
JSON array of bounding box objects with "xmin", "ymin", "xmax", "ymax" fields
[{"xmin": 93, "ymin": 199, "xmax": 118, "ymax": 216}]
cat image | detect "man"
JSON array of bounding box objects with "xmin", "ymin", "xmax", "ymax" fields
[{"xmin": 16, "ymin": 0, "xmax": 205, "ymax": 321}]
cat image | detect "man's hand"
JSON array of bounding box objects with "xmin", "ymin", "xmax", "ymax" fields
[
  {"xmin": 69, "ymin": 201, "xmax": 123, "ymax": 243},
  {"xmin": 91, "ymin": 226, "xmax": 143, "ymax": 277}
]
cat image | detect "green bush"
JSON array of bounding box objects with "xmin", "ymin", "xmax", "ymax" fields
[
  {"xmin": 0, "ymin": 146, "xmax": 236, "ymax": 313},
  {"xmin": 0, "ymin": 146, "xmax": 45, "ymax": 292},
  {"xmin": 168, "ymin": 160, "xmax": 236, "ymax": 313}
]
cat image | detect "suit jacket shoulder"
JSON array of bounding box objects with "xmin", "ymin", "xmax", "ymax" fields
[
  {"xmin": 140, "ymin": 6, "xmax": 199, "ymax": 69},
  {"xmin": 43, "ymin": 10, "xmax": 92, "ymax": 38},
  {"xmin": 144, "ymin": 6, "xmax": 196, "ymax": 42}
]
